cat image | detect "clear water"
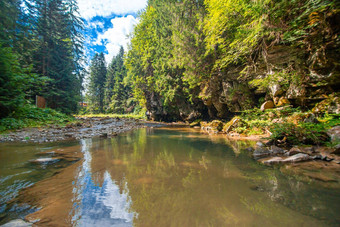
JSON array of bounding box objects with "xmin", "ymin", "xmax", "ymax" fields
[{"xmin": 0, "ymin": 127, "xmax": 339, "ymax": 226}]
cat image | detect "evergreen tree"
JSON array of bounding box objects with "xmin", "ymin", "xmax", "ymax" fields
[
  {"xmin": 87, "ymin": 53, "xmax": 107, "ymax": 113},
  {"xmin": 32, "ymin": 0, "xmax": 85, "ymax": 113},
  {"xmin": 104, "ymin": 46, "xmax": 133, "ymax": 114}
]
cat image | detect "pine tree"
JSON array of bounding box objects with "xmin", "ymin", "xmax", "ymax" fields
[
  {"xmin": 26, "ymin": 0, "xmax": 84, "ymax": 113},
  {"xmin": 104, "ymin": 46, "xmax": 133, "ymax": 113},
  {"xmin": 87, "ymin": 53, "xmax": 107, "ymax": 113}
]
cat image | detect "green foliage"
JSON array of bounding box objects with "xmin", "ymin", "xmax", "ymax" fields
[
  {"xmin": 0, "ymin": 44, "xmax": 50, "ymax": 118},
  {"xmin": 104, "ymin": 47, "xmax": 136, "ymax": 114},
  {"xmin": 0, "ymin": 0, "xmax": 85, "ymax": 117},
  {"xmin": 0, "ymin": 105, "xmax": 74, "ymax": 132},
  {"xmin": 87, "ymin": 53, "xmax": 107, "ymax": 113},
  {"xmin": 269, "ymin": 122, "xmax": 329, "ymax": 145},
  {"xmin": 249, "ymin": 70, "xmax": 302, "ymax": 93},
  {"xmin": 204, "ymin": 0, "xmax": 268, "ymax": 69}
]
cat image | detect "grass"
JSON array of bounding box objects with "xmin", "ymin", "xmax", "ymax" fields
[
  {"xmin": 0, "ymin": 105, "xmax": 76, "ymax": 132},
  {"xmin": 75, "ymin": 112, "xmax": 146, "ymax": 120}
]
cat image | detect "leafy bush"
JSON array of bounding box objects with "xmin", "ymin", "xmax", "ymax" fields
[
  {"xmin": 269, "ymin": 122, "xmax": 329, "ymax": 145},
  {"xmin": 0, "ymin": 105, "xmax": 74, "ymax": 132}
]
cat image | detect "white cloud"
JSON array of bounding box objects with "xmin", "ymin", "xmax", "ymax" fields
[
  {"xmin": 77, "ymin": 0, "xmax": 147, "ymax": 20},
  {"xmin": 88, "ymin": 21, "xmax": 105, "ymax": 29},
  {"xmin": 93, "ymin": 15, "xmax": 139, "ymax": 63}
]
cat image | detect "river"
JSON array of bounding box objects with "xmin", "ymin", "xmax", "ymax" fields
[{"xmin": 0, "ymin": 127, "xmax": 339, "ymax": 226}]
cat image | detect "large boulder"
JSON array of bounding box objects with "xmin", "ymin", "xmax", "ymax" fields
[{"xmin": 260, "ymin": 101, "xmax": 275, "ymax": 111}]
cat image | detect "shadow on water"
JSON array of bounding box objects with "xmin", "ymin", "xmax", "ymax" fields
[{"xmin": 0, "ymin": 127, "xmax": 339, "ymax": 226}]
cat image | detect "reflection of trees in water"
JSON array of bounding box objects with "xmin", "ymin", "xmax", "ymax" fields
[{"xmin": 86, "ymin": 128, "xmax": 324, "ymax": 226}]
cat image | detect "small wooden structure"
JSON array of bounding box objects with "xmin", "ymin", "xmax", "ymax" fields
[{"xmin": 36, "ymin": 95, "xmax": 46, "ymax": 108}]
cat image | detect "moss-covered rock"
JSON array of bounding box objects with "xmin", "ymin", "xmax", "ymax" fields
[
  {"xmin": 223, "ymin": 116, "xmax": 248, "ymax": 133},
  {"xmin": 313, "ymin": 93, "xmax": 340, "ymax": 115},
  {"xmin": 189, "ymin": 119, "xmax": 202, "ymax": 127},
  {"xmin": 201, "ymin": 120, "xmax": 224, "ymax": 132}
]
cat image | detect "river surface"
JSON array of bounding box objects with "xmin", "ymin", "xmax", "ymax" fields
[{"xmin": 0, "ymin": 127, "xmax": 339, "ymax": 226}]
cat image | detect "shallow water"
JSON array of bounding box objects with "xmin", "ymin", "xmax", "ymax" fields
[{"xmin": 0, "ymin": 127, "xmax": 339, "ymax": 226}]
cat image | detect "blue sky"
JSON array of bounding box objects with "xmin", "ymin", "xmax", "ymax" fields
[{"xmin": 77, "ymin": 0, "xmax": 147, "ymax": 63}]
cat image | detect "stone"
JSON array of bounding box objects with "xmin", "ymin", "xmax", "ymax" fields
[
  {"xmin": 283, "ymin": 153, "xmax": 311, "ymax": 163},
  {"xmin": 327, "ymin": 126, "xmax": 340, "ymax": 143},
  {"xmin": 1, "ymin": 219, "xmax": 32, "ymax": 227},
  {"xmin": 273, "ymin": 97, "xmax": 280, "ymax": 106},
  {"xmin": 210, "ymin": 120, "xmax": 224, "ymax": 131},
  {"xmin": 260, "ymin": 100, "xmax": 275, "ymax": 111},
  {"xmin": 253, "ymin": 147, "xmax": 271, "ymax": 159},
  {"xmin": 245, "ymin": 147, "xmax": 254, "ymax": 152},
  {"xmin": 287, "ymin": 147, "xmax": 302, "ymax": 156},
  {"xmin": 312, "ymin": 94, "xmax": 340, "ymax": 115},
  {"xmin": 189, "ymin": 119, "xmax": 201, "ymax": 127},
  {"xmin": 262, "ymin": 157, "xmax": 284, "ymax": 165},
  {"xmin": 331, "ymin": 144, "xmax": 340, "ymax": 154},
  {"xmin": 256, "ymin": 142, "xmax": 265, "ymax": 147},
  {"xmin": 277, "ymin": 97, "xmax": 290, "ymax": 107},
  {"xmin": 223, "ymin": 117, "xmax": 246, "ymax": 133},
  {"xmin": 299, "ymin": 147, "xmax": 317, "ymax": 155},
  {"xmin": 270, "ymin": 145, "xmax": 285, "ymax": 155},
  {"xmin": 269, "ymin": 84, "xmax": 283, "ymax": 97}
]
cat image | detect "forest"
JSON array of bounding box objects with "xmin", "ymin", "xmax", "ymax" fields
[{"xmin": 1, "ymin": 0, "xmax": 339, "ymax": 143}]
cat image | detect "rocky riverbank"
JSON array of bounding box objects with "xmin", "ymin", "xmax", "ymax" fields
[{"xmin": 0, "ymin": 117, "xmax": 145, "ymax": 143}]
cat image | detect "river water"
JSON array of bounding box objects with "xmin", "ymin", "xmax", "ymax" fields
[{"xmin": 0, "ymin": 127, "xmax": 339, "ymax": 226}]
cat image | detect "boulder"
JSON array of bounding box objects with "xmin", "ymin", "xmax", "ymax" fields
[
  {"xmin": 260, "ymin": 101, "xmax": 275, "ymax": 111},
  {"xmin": 283, "ymin": 153, "xmax": 311, "ymax": 163},
  {"xmin": 312, "ymin": 94, "xmax": 340, "ymax": 115},
  {"xmin": 286, "ymin": 147, "xmax": 301, "ymax": 156},
  {"xmin": 201, "ymin": 120, "xmax": 223, "ymax": 132},
  {"xmin": 277, "ymin": 97, "xmax": 290, "ymax": 107},
  {"xmin": 270, "ymin": 145, "xmax": 285, "ymax": 155},
  {"xmin": 327, "ymin": 126, "xmax": 340, "ymax": 143},
  {"xmin": 269, "ymin": 84, "xmax": 283, "ymax": 97},
  {"xmin": 253, "ymin": 147, "xmax": 271, "ymax": 159},
  {"xmin": 210, "ymin": 120, "xmax": 224, "ymax": 131}
]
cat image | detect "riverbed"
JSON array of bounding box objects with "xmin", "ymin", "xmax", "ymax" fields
[{"xmin": 0, "ymin": 127, "xmax": 339, "ymax": 226}]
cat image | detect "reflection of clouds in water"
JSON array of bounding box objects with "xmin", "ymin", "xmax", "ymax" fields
[{"xmin": 72, "ymin": 139, "xmax": 135, "ymax": 227}]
